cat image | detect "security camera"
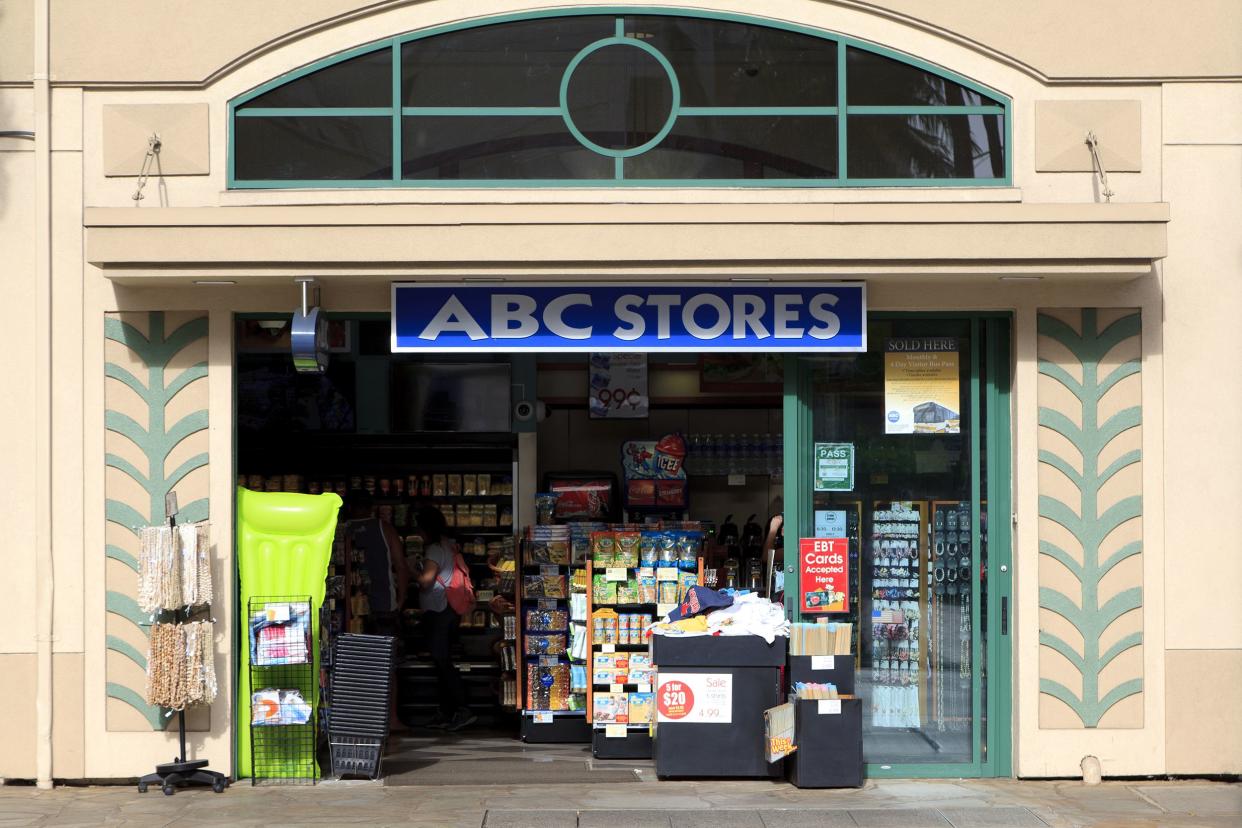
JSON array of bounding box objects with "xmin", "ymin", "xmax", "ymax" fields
[{"xmin": 514, "ymin": 400, "xmax": 535, "ymax": 422}]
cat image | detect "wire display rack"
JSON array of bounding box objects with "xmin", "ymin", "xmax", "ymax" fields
[{"xmin": 248, "ymin": 596, "xmax": 318, "ymax": 785}]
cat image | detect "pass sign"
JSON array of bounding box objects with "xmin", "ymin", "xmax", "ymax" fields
[
  {"xmin": 813, "ymin": 442, "xmax": 854, "ymax": 491},
  {"xmin": 391, "ymin": 283, "xmax": 866, "ymax": 352},
  {"xmin": 656, "ymin": 673, "xmax": 733, "ymax": 724},
  {"xmin": 800, "ymin": 537, "xmax": 850, "ymax": 613}
]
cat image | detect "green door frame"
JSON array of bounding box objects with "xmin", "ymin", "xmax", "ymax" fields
[{"xmin": 781, "ymin": 312, "xmax": 1013, "ymax": 778}]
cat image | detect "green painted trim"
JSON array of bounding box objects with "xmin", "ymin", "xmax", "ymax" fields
[
  {"xmin": 391, "ymin": 41, "xmax": 402, "ymax": 183},
  {"xmin": 106, "ymin": 635, "xmax": 148, "ymax": 670},
  {"xmin": 558, "ymin": 34, "xmax": 682, "ymax": 158},
  {"xmin": 227, "ymin": 7, "xmax": 1011, "ymax": 188},
  {"xmin": 1036, "ymin": 309, "xmax": 1143, "ymax": 728},
  {"xmin": 969, "ymin": 317, "xmax": 982, "ymax": 768},
  {"xmin": 678, "ymin": 106, "xmax": 838, "ymax": 116},
  {"xmin": 106, "ymin": 590, "xmax": 151, "ymax": 628},
  {"xmin": 847, "ymin": 105, "xmax": 1004, "ymax": 115},
  {"xmin": 781, "ymin": 353, "xmax": 806, "ymax": 622},
  {"xmin": 105, "ymin": 544, "xmax": 139, "ymax": 572},
  {"xmin": 106, "ymin": 683, "xmax": 168, "ymax": 730},
  {"xmin": 984, "ymin": 316, "xmax": 1014, "ymax": 777},
  {"xmin": 402, "ymin": 106, "xmax": 563, "ymax": 116},
  {"xmin": 235, "ymin": 107, "xmax": 392, "ymax": 117},
  {"xmin": 228, "ymin": 177, "xmax": 1005, "ymax": 189}
]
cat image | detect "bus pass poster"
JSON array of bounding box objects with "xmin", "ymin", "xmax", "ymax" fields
[{"xmin": 884, "ymin": 338, "xmax": 961, "ymax": 434}]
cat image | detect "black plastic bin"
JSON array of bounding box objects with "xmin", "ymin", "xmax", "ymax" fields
[
  {"xmin": 788, "ymin": 655, "xmax": 855, "ymax": 695},
  {"xmin": 787, "ymin": 697, "xmax": 863, "ymax": 788},
  {"xmin": 652, "ymin": 665, "xmax": 783, "ymax": 778},
  {"xmin": 651, "ymin": 634, "xmax": 786, "ymax": 668}
]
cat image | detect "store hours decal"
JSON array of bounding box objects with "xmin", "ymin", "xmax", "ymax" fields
[{"xmin": 656, "ymin": 673, "xmax": 732, "ymax": 724}]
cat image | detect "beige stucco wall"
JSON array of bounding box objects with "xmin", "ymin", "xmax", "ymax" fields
[
  {"xmin": 0, "ymin": 0, "xmax": 1238, "ymax": 781},
  {"xmin": 1, "ymin": 0, "xmax": 1239, "ymax": 84}
]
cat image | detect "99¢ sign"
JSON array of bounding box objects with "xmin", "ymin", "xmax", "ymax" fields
[
  {"xmin": 589, "ymin": 353, "xmax": 648, "ymax": 419},
  {"xmin": 656, "ymin": 673, "xmax": 733, "ymax": 724}
]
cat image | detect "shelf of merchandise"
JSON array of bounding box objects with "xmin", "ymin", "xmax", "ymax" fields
[
  {"xmin": 868, "ymin": 500, "xmax": 929, "ymax": 733},
  {"xmin": 585, "ymin": 552, "xmax": 705, "ymax": 758},
  {"xmin": 927, "ymin": 500, "xmax": 985, "ymax": 736},
  {"xmin": 517, "ymin": 530, "xmax": 590, "ymax": 742}
]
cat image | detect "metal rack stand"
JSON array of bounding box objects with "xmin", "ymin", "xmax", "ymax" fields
[
  {"xmin": 138, "ymin": 496, "xmax": 229, "ymax": 795},
  {"xmin": 248, "ymin": 596, "xmax": 319, "ymax": 784}
]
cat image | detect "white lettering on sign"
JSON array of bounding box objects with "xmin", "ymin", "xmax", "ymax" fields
[
  {"xmin": 491, "ymin": 294, "xmax": 539, "ymax": 339},
  {"xmin": 732, "ymin": 295, "xmax": 769, "ymax": 339},
  {"xmin": 545, "ymin": 294, "xmax": 593, "ymax": 339},
  {"xmin": 601, "ymin": 292, "xmax": 843, "ymax": 343},
  {"xmin": 419, "ymin": 294, "xmax": 486, "ymax": 340}
]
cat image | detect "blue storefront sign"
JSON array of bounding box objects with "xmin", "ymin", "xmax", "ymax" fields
[{"xmin": 391, "ymin": 283, "xmax": 866, "ymax": 352}]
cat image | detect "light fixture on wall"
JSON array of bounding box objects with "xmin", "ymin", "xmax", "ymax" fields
[
  {"xmin": 192, "ymin": 280, "xmax": 236, "ymax": 286},
  {"xmin": 290, "ymin": 277, "xmax": 329, "ymax": 374}
]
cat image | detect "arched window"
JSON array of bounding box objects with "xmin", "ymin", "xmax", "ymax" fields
[{"xmin": 229, "ymin": 11, "xmax": 1008, "ymax": 187}]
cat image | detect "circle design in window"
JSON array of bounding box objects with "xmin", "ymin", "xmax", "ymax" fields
[{"xmin": 561, "ymin": 37, "xmax": 681, "ymax": 158}]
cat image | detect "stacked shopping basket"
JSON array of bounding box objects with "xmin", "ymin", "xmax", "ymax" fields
[{"xmin": 327, "ymin": 634, "xmax": 396, "ymax": 779}]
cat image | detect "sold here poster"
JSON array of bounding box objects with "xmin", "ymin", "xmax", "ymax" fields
[
  {"xmin": 883, "ymin": 338, "xmax": 961, "ymax": 434},
  {"xmin": 800, "ymin": 538, "xmax": 850, "ymax": 613}
]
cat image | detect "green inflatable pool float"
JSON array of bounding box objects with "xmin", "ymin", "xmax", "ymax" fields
[{"xmin": 236, "ymin": 487, "xmax": 342, "ymax": 779}]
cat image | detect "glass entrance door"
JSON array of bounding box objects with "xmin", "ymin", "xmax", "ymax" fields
[{"xmin": 782, "ymin": 314, "xmax": 1012, "ymax": 777}]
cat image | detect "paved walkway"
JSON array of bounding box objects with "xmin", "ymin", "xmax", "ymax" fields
[{"xmin": 0, "ymin": 777, "xmax": 1238, "ymax": 827}]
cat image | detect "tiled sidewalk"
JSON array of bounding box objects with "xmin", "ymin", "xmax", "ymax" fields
[{"xmin": 0, "ymin": 777, "xmax": 1238, "ymax": 827}]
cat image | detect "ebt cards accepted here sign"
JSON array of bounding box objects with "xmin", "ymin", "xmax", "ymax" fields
[
  {"xmin": 391, "ymin": 283, "xmax": 866, "ymax": 352},
  {"xmin": 657, "ymin": 673, "xmax": 733, "ymax": 724}
]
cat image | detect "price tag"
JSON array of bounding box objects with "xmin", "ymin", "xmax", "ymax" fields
[
  {"xmin": 610, "ymin": 684, "xmax": 623, "ymax": 693},
  {"xmin": 636, "ymin": 683, "xmax": 651, "ymax": 693},
  {"xmin": 656, "ymin": 567, "xmax": 679, "ymax": 582},
  {"xmin": 638, "ymin": 567, "xmax": 654, "ymax": 578},
  {"xmin": 539, "ymin": 656, "xmax": 558, "ymax": 667},
  {"xmin": 817, "ymin": 699, "xmax": 842, "ymax": 715},
  {"xmin": 657, "ymin": 602, "xmax": 676, "ymax": 617},
  {"xmin": 539, "ymin": 565, "xmax": 559, "ymax": 577},
  {"xmin": 727, "ymin": 474, "xmax": 746, "ymax": 486},
  {"xmin": 538, "ymin": 598, "xmax": 558, "ymax": 611},
  {"xmin": 533, "ymin": 712, "xmax": 553, "ymax": 724},
  {"xmin": 605, "ymin": 724, "xmax": 627, "ymax": 739},
  {"xmin": 606, "ymin": 567, "xmax": 627, "ymax": 582},
  {"xmin": 602, "ymin": 644, "xmax": 615, "ymax": 653},
  {"xmin": 811, "ymin": 656, "xmax": 835, "ymax": 671}
]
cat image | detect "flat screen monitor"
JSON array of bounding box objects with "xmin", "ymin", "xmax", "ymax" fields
[{"xmin": 390, "ymin": 362, "xmax": 511, "ymax": 432}]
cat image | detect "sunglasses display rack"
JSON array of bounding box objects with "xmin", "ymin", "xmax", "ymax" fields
[
  {"xmin": 866, "ymin": 501, "xmax": 926, "ymax": 730},
  {"xmin": 928, "ymin": 501, "xmax": 984, "ymax": 734}
]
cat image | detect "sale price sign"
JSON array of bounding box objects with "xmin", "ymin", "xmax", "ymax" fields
[
  {"xmin": 800, "ymin": 537, "xmax": 850, "ymax": 613},
  {"xmin": 656, "ymin": 673, "xmax": 733, "ymax": 724},
  {"xmin": 589, "ymin": 353, "xmax": 648, "ymax": 419}
]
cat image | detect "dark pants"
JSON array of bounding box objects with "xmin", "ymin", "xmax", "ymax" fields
[{"xmin": 425, "ymin": 607, "xmax": 463, "ymax": 717}]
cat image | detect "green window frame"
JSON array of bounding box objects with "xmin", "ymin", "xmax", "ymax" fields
[{"xmin": 228, "ymin": 7, "xmax": 1011, "ymax": 189}]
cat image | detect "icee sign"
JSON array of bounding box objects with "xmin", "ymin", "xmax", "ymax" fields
[{"xmin": 391, "ymin": 283, "xmax": 866, "ymax": 352}]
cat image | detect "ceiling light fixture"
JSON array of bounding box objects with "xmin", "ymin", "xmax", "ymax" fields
[
  {"xmin": 192, "ymin": 280, "xmax": 236, "ymax": 286},
  {"xmin": 998, "ymin": 276, "xmax": 1044, "ymax": 282}
]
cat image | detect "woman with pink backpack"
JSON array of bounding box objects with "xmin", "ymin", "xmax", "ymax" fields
[{"xmin": 411, "ymin": 506, "xmax": 477, "ymax": 732}]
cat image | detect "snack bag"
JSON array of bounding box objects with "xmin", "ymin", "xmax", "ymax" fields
[
  {"xmin": 637, "ymin": 574, "xmax": 657, "ymax": 604},
  {"xmin": 616, "ymin": 579, "xmax": 639, "ymax": 605},
  {"xmin": 615, "ymin": 532, "xmax": 641, "ymax": 568},
  {"xmin": 593, "ymin": 574, "xmax": 617, "ymax": 605},
  {"xmin": 591, "ymin": 532, "xmax": 617, "ymax": 567},
  {"xmin": 628, "ymin": 692, "xmax": 654, "ymax": 724},
  {"xmin": 639, "ymin": 533, "xmax": 659, "ymax": 567}
]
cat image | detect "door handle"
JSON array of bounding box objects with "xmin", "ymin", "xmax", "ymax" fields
[{"xmin": 1001, "ymin": 596, "xmax": 1009, "ymax": 635}]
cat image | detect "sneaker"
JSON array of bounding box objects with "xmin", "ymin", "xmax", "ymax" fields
[
  {"xmin": 422, "ymin": 712, "xmax": 451, "ymax": 730},
  {"xmin": 447, "ymin": 708, "xmax": 478, "ymax": 732}
]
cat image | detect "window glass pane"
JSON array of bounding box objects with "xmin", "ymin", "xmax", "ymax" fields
[
  {"xmin": 242, "ymin": 50, "xmax": 392, "ymax": 109},
  {"xmin": 807, "ymin": 318, "xmax": 979, "ymax": 765},
  {"xmin": 626, "ymin": 116, "xmax": 836, "ymax": 179},
  {"xmin": 846, "ymin": 47, "xmax": 1000, "ymax": 107},
  {"xmin": 234, "ymin": 117, "xmax": 392, "ymax": 180},
  {"xmin": 625, "ymin": 16, "xmax": 836, "ymax": 107},
  {"xmin": 402, "ymin": 116, "xmax": 610, "ymax": 179},
  {"xmin": 402, "ymin": 17, "xmax": 613, "ymax": 107},
  {"xmin": 847, "ymin": 115, "xmax": 1004, "ymax": 179},
  {"xmin": 565, "ymin": 43, "xmax": 674, "ymax": 151}
]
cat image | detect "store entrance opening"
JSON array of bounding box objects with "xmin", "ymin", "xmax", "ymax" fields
[{"xmin": 235, "ymin": 316, "xmax": 787, "ymax": 782}]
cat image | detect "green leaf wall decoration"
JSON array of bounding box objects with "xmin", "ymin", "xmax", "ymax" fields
[
  {"xmin": 1037, "ymin": 308, "xmax": 1143, "ymax": 728},
  {"xmin": 103, "ymin": 312, "xmax": 209, "ymax": 731}
]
